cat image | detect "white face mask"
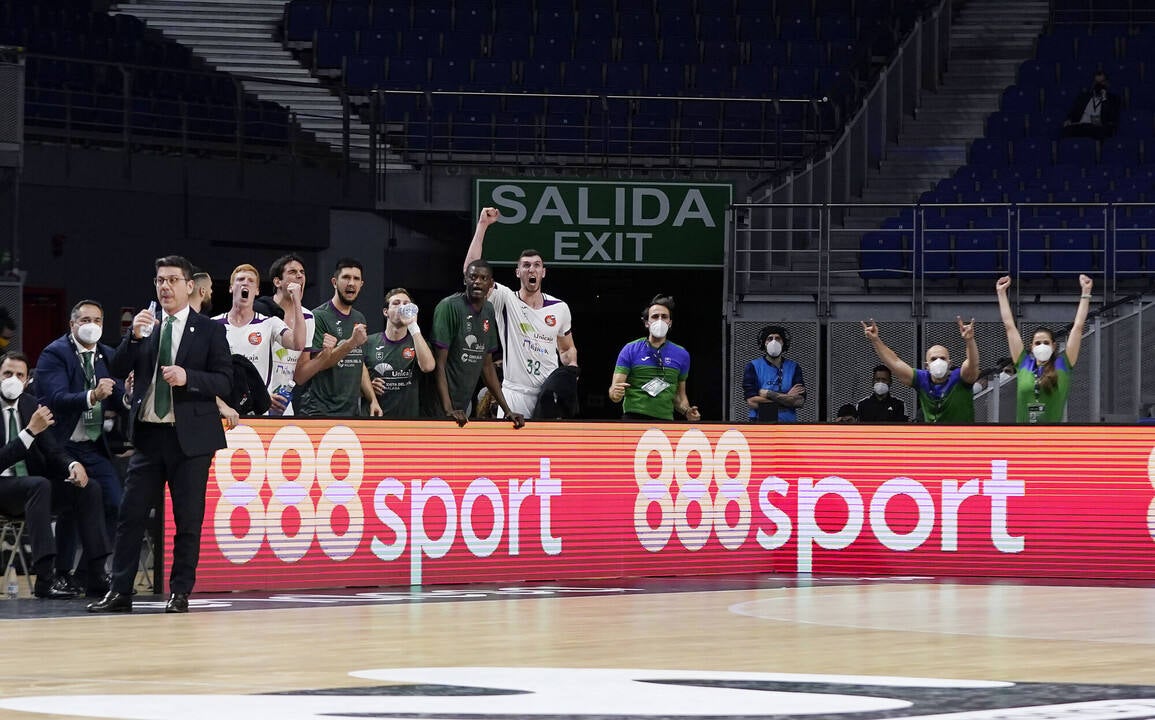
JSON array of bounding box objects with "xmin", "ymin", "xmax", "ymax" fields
[
  {"xmin": 0, "ymin": 376, "xmax": 24, "ymax": 401},
  {"xmin": 649, "ymin": 320, "xmax": 669, "ymax": 339},
  {"xmin": 765, "ymin": 340, "xmax": 783, "ymax": 357},
  {"xmin": 75, "ymin": 322, "xmax": 102, "ymax": 346},
  {"xmin": 928, "ymin": 358, "xmax": 949, "ymax": 380},
  {"xmin": 1032, "ymin": 344, "xmax": 1054, "ymax": 364},
  {"xmin": 873, "ymin": 382, "xmax": 889, "ymax": 396},
  {"xmin": 103, "ymin": 418, "xmax": 115, "ymax": 433}
]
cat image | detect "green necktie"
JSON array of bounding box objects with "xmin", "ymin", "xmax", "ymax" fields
[
  {"xmin": 8, "ymin": 408, "xmax": 28, "ymax": 476},
  {"xmin": 153, "ymin": 316, "xmax": 175, "ymax": 418},
  {"xmin": 82, "ymin": 351, "xmax": 102, "ymax": 441}
]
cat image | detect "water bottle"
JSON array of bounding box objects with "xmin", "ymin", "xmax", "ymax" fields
[
  {"xmin": 269, "ymin": 382, "xmax": 295, "ymax": 417},
  {"xmin": 399, "ymin": 303, "xmax": 419, "ymax": 320},
  {"xmin": 139, "ymin": 301, "xmax": 158, "ymax": 338},
  {"xmin": 5, "ymin": 568, "xmax": 17, "ymax": 600}
]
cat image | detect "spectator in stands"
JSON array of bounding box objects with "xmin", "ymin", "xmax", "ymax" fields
[
  {"xmin": 294, "ymin": 258, "xmax": 380, "ymax": 417},
  {"xmin": 463, "ymin": 207, "xmax": 578, "ymax": 419},
  {"xmin": 1062, "ymin": 70, "xmax": 1120, "ymax": 140},
  {"xmin": 189, "ymin": 270, "xmax": 213, "ymax": 315},
  {"xmin": 863, "ymin": 317, "xmax": 980, "ymax": 423},
  {"xmin": 0, "ymin": 351, "xmax": 106, "ymax": 599},
  {"xmin": 742, "ymin": 324, "xmax": 805, "ymax": 422},
  {"xmin": 261, "ymin": 255, "xmax": 313, "ymax": 415},
  {"xmin": 609, "ymin": 294, "xmax": 700, "ymax": 422},
  {"xmin": 432, "ymin": 259, "xmax": 523, "ymax": 428},
  {"xmin": 835, "ymin": 404, "xmax": 859, "ymax": 423},
  {"xmin": 366, "ymin": 288, "xmax": 434, "ymax": 419},
  {"xmin": 89, "ymin": 255, "xmax": 232, "ymax": 614},
  {"xmin": 211, "ymin": 264, "xmax": 305, "ymax": 427},
  {"xmin": 996, "ymin": 274, "xmax": 1092, "ymax": 423},
  {"xmin": 856, "ymin": 365, "xmax": 906, "ymax": 422},
  {"xmin": 34, "ymin": 300, "xmax": 126, "ymax": 592}
]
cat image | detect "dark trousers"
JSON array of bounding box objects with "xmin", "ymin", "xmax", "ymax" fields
[
  {"xmin": 56, "ymin": 440, "xmax": 122, "ymax": 575},
  {"xmin": 0, "ymin": 474, "xmax": 54, "ymax": 576},
  {"xmin": 108, "ymin": 423, "xmax": 211, "ymax": 595},
  {"xmin": 0, "ymin": 472, "xmax": 109, "ymax": 579}
]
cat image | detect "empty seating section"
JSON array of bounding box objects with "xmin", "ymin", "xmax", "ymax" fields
[
  {"xmin": 3, "ymin": 0, "xmax": 291, "ymax": 151},
  {"xmin": 283, "ymin": 0, "xmax": 929, "ymax": 165},
  {"xmin": 863, "ymin": 20, "xmax": 1155, "ymax": 287}
]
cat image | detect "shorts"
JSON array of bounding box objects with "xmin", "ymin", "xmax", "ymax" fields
[{"xmin": 497, "ymin": 385, "xmax": 541, "ymax": 419}]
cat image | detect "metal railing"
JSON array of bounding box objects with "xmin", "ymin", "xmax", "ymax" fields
[
  {"xmin": 748, "ymin": 0, "xmax": 951, "ymax": 209},
  {"xmin": 22, "ymin": 53, "xmax": 347, "ymax": 172},
  {"xmin": 730, "ymin": 201, "xmax": 1155, "ymax": 313}
]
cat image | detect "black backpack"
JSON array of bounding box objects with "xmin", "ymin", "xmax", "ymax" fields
[{"xmin": 227, "ymin": 354, "xmax": 272, "ymax": 416}]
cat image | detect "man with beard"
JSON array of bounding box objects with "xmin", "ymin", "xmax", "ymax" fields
[
  {"xmin": 189, "ymin": 271, "xmax": 213, "ymax": 315},
  {"xmin": 463, "ymin": 207, "xmax": 577, "ymax": 419},
  {"xmin": 294, "ymin": 258, "xmax": 381, "ymax": 417},
  {"xmin": 431, "ymin": 259, "xmax": 524, "ymax": 428},
  {"xmin": 261, "ymin": 254, "xmax": 313, "ymax": 415}
]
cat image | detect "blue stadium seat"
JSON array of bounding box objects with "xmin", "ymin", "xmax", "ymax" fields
[
  {"xmin": 1057, "ymin": 136, "xmax": 1097, "ymax": 165},
  {"xmin": 412, "ymin": 4, "xmax": 451, "ymax": 30},
  {"xmin": 986, "ymin": 111, "xmax": 1027, "ymax": 139},
  {"xmin": 1018, "ymin": 59, "xmax": 1058, "ymax": 87},
  {"xmin": 971, "ymin": 139, "xmax": 1009, "ymax": 167},
  {"xmin": 473, "ymin": 59, "xmax": 512, "ymax": 88},
  {"xmin": 621, "ymin": 38, "xmax": 659, "ymax": 63},
  {"xmin": 285, "ymin": 0, "xmax": 326, "ymax": 44},
  {"xmin": 330, "ymin": 0, "xmax": 371, "ymax": 31},
  {"xmin": 1011, "ymin": 138, "xmax": 1052, "ymax": 166},
  {"xmin": 1001, "ymin": 85, "xmax": 1040, "ymax": 114},
  {"xmin": 1099, "ymin": 138, "xmax": 1138, "ymax": 165},
  {"xmin": 859, "ymin": 231, "xmax": 908, "ymax": 279},
  {"xmin": 532, "ymin": 35, "xmax": 572, "ymax": 61},
  {"xmin": 648, "ymin": 63, "xmax": 688, "ymax": 94},
  {"xmin": 662, "ymin": 36, "xmax": 700, "ymax": 63},
  {"xmin": 955, "ymin": 232, "xmax": 1004, "ymax": 277}
]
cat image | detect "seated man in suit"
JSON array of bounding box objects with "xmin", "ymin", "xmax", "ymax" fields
[
  {"xmin": 0, "ymin": 352, "xmax": 109, "ymax": 598},
  {"xmin": 35, "ymin": 299, "xmax": 126, "ymax": 590},
  {"xmin": 1063, "ymin": 70, "xmax": 1121, "ymax": 140}
]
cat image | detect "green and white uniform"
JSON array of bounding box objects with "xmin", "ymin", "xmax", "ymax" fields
[
  {"xmin": 297, "ymin": 300, "xmax": 366, "ymax": 417},
  {"xmin": 431, "ymin": 293, "xmax": 499, "ymax": 413}
]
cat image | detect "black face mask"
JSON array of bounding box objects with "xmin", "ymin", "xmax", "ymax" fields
[{"xmin": 1093, "ymin": 82, "xmax": 1107, "ymax": 94}]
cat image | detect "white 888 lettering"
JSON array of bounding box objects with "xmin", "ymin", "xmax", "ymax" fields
[
  {"xmin": 212, "ymin": 425, "xmax": 366, "ymax": 563},
  {"xmin": 633, "ymin": 428, "xmax": 753, "ymax": 552}
]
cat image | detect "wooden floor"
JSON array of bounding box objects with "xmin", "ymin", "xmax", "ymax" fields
[{"xmin": 2, "ymin": 577, "xmax": 1155, "ymax": 720}]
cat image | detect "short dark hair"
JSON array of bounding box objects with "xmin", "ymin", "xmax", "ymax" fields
[
  {"xmin": 466, "ymin": 258, "xmax": 493, "ymax": 275},
  {"xmin": 519, "ymin": 249, "xmax": 544, "ymax": 261},
  {"xmin": 385, "ymin": 287, "xmax": 411, "ymax": 304},
  {"xmin": 332, "ymin": 257, "xmax": 363, "ymax": 277},
  {"xmin": 645, "ymin": 293, "xmax": 675, "ymax": 318},
  {"xmin": 70, "ymin": 299, "xmax": 103, "ymax": 322},
  {"xmin": 837, "ymin": 404, "xmax": 858, "ymax": 419},
  {"xmin": 191, "ymin": 271, "xmax": 211, "ymax": 283},
  {"xmin": 873, "ymin": 365, "xmax": 890, "ymax": 376},
  {"xmin": 0, "ymin": 350, "xmax": 29, "ymax": 371},
  {"xmin": 155, "ymin": 255, "xmax": 194, "ymax": 280},
  {"xmin": 270, "ymin": 253, "xmax": 306, "ymax": 281}
]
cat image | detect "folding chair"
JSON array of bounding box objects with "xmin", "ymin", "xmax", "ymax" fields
[{"xmin": 0, "ymin": 514, "xmax": 34, "ymax": 595}]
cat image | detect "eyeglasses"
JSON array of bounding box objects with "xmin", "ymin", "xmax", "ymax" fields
[{"xmin": 154, "ymin": 276, "xmax": 188, "ymax": 287}]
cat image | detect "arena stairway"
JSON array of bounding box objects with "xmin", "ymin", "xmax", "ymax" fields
[
  {"xmin": 111, "ymin": 0, "xmax": 405, "ymax": 170},
  {"xmin": 821, "ymin": 0, "xmax": 1050, "ymax": 290}
]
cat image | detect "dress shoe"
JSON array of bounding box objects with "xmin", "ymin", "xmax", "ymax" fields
[
  {"xmin": 33, "ymin": 575, "xmax": 80, "ymax": 599},
  {"xmin": 87, "ymin": 591, "xmax": 133, "ymax": 613},
  {"xmin": 164, "ymin": 592, "xmax": 189, "ymax": 614}
]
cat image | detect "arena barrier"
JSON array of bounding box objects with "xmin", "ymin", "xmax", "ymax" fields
[{"xmin": 169, "ymin": 419, "xmax": 1155, "ymax": 591}]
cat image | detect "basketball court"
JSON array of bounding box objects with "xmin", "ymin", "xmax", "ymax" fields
[{"xmin": 2, "ymin": 574, "xmax": 1154, "ymax": 720}]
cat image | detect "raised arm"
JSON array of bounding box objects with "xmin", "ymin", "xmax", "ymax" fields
[
  {"xmin": 557, "ymin": 332, "xmax": 577, "ymax": 367},
  {"xmin": 862, "ymin": 319, "xmax": 915, "ymax": 387},
  {"xmin": 995, "ymin": 275, "xmax": 1023, "ymax": 362},
  {"xmin": 278, "ymin": 285, "xmax": 307, "ymax": 351},
  {"xmin": 463, "ymin": 207, "xmax": 500, "ymax": 274},
  {"xmin": 958, "ymin": 316, "xmax": 980, "ymax": 384},
  {"xmin": 1065, "ymin": 274, "xmax": 1094, "ymax": 366}
]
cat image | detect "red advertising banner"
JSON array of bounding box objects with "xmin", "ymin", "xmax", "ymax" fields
[{"xmin": 172, "ymin": 421, "xmax": 1155, "ymax": 592}]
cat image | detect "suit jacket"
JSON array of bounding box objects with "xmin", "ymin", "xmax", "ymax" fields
[
  {"xmin": 1066, "ymin": 89, "xmax": 1121, "ymax": 129},
  {"xmin": 0, "ymin": 394, "xmax": 76, "ymax": 480},
  {"xmin": 109, "ymin": 307, "xmax": 233, "ymax": 458},
  {"xmin": 34, "ymin": 333, "xmax": 126, "ymax": 456}
]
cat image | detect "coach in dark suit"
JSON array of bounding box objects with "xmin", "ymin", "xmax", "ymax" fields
[
  {"xmin": 35, "ymin": 299, "xmax": 126, "ymax": 587},
  {"xmin": 0, "ymin": 352, "xmax": 108, "ymax": 598},
  {"xmin": 88, "ymin": 255, "xmax": 232, "ymax": 614}
]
